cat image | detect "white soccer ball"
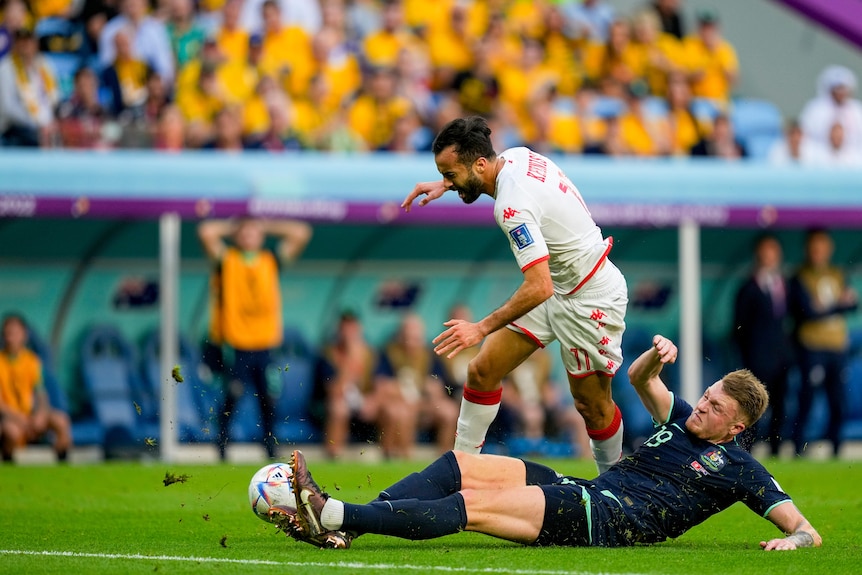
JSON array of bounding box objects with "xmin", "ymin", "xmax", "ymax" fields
[{"xmin": 248, "ymin": 462, "xmax": 295, "ymax": 522}]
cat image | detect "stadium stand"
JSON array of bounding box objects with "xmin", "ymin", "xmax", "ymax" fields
[
  {"xmin": 140, "ymin": 329, "xmax": 215, "ymax": 443},
  {"xmin": 79, "ymin": 324, "xmax": 157, "ymax": 455}
]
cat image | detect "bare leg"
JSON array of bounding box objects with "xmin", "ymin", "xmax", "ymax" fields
[
  {"xmin": 454, "ymin": 451, "xmax": 528, "ymax": 490},
  {"xmin": 47, "ymin": 409, "xmax": 72, "ymax": 456},
  {"xmin": 568, "ymin": 372, "xmax": 623, "ymax": 473},
  {"xmin": 455, "ymin": 329, "xmax": 538, "ymax": 452},
  {"xmin": 462, "ymin": 485, "xmax": 545, "ymax": 543}
]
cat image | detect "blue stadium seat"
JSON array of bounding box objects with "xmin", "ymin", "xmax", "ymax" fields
[
  {"xmin": 273, "ymin": 326, "xmax": 319, "ymax": 443},
  {"xmin": 591, "ymin": 96, "xmax": 626, "ymax": 119},
  {"xmin": 691, "ymin": 97, "xmax": 722, "ymax": 122},
  {"xmin": 44, "ymin": 53, "xmax": 82, "ymax": 101},
  {"xmin": 79, "ymin": 324, "xmax": 155, "ymax": 451},
  {"xmin": 643, "ymin": 96, "xmax": 669, "ymax": 119},
  {"xmin": 731, "ymin": 98, "xmax": 784, "ymax": 157},
  {"xmin": 140, "ymin": 330, "xmax": 215, "ymax": 443},
  {"xmin": 841, "ymin": 355, "xmax": 862, "ymax": 440},
  {"xmin": 745, "ymin": 134, "xmax": 780, "ymax": 161}
]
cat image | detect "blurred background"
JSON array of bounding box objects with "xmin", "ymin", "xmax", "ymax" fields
[{"xmin": 1, "ymin": 0, "xmax": 861, "ymax": 464}]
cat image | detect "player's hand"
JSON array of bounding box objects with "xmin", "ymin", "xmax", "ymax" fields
[
  {"xmin": 432, "ymin": 319, "xmax": 484, "ymax": 359},
  {"xmin": 760, "ymin": 538, "xmax": 798, "ymax": 551},
  {"xmin": 402, "ymin": 180, "xmax": 448, "ymax": 212},
  {"xmin": 652, "ymin": 335, "xmax": 678, "ymax": 365}
]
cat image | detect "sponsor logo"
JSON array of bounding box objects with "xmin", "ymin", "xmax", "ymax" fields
[
  {"xmin": 699, "ymin": 448, "xmax": 727, "ymax": 472},
  {"xmin": 509, "ymin": 223, "xmax": 534, "ymax": 249},
  {"xmin": 690, "ymin": 460, "xmax": 709, "ymax": 476},
  {"xmin": 502, "ymin": 207, "xmax": 519, "ymax": 221}
]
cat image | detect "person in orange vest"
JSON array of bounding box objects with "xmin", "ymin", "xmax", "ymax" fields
[
  {"xmin": 0, "ymin": 313, "xmax": 72, "ymax": 462},
  {"xmin": 198, "ymin": 217, "xmax": 312, "ymax": 460}
]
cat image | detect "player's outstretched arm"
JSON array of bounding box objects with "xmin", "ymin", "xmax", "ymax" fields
[
  {"xmin": 627, "ymin": 335, "xmax": 676, "ymax": 423},
  {"xmin": 402, "ymin": 180, "xmax": 449, "ymax": 212},
  {"xmin": 761, "ymin": 502, "xmax": 822, "ymax": 551}
]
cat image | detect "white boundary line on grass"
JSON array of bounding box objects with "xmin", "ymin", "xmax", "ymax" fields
[{"xmin": 0, "ymin": 549, "xmax": 644, "ymax": 575}]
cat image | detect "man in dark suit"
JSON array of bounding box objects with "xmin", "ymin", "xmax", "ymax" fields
[{"xmin": 733, "ymin": 234, "xmax": 791, "ymax": 456}]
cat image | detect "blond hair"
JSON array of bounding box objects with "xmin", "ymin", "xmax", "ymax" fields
[{"xmin": 721, "ymin": 369, "xmax": 769, "ymax": 426}]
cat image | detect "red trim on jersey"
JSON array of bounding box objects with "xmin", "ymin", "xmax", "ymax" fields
[
  {"xmin": 520, "ymin": 254, "xmax": 550, "ymax": 273},
  {"xmin": 567, "ymin": 237, "xmax": 614, "ymax": 295},
  {"xmin": 509, "ymin": 322, "xmax": 545, "ymax": 348},
  {"xmin": 566, "ymin": 369, "xmax": 617, "ymax": 379},
  {"xmin": 585, "ymin": 404, "xmax": 623, "ymax": 441},
  {"xmin": 463, "ymin": 387, "xmax": 503, "ymax": 406}
]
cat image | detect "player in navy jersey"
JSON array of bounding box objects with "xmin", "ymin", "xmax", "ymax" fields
[
  {"xmin": 401, "ymin": 116, "xmax": 629, "ymax": 474},
  {"xmin": 279, "ymin": 334, "xmax": 820, "ymax": 551}
]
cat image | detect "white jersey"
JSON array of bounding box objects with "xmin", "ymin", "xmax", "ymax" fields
[{"xmin": 494, "ymin": 147, "xmax": 611, "ymax": 296}]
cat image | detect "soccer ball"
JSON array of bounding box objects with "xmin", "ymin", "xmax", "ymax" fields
[{"xmin": 248, "ymin": 462, "xmax": 295, "ymax": 522}]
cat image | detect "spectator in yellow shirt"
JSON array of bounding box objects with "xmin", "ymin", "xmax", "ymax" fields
[
  {"xmin": 176, "ymin": 62, "xmax": 227, "ymax": 146},
  {"xmin": 307, "ymin": 26, "xmax": 361, "ymax": 114},
  {"xmin": 542, "ymin": 3, "xmax": 584, "ymax": 97},
  {"xmin": 362, "ymin": 0, "xmax": 422, "ymax": 69},
  {"xmin": 666, "ymin": 71, "xmax": 709, "ymax": 156},
  {"xmin": 683, "ymin": 11, "xmax": 738, "ymax": 104},
  {"xmin": 0, "ymin": 314, "xmax": 72, "ymax": 463},
  {"xmin": 481, "ymin": 12, "xmax": 523, "ymax": 77},
  {"xmin": 583, "ymin": 19, "xmax": 644, "ymax": 92},
  {"xmin": 529, "ymin": 85, "xmax": 582, "ymax": 154},
  {"xmin": 497, "ymin": 38, "xmax": 559, "ymax": 144},
  {"xmin": 258, "ymin": 0, "xmax": 313, "ymax": 98},
  {"xmin": 214, "ymin": 0, "xmax": 249, "ymax": 64},
  {"xmin": 618, "ymin": 80, "xmax": 671, "ymax": 156},
  {"xmin": 426, "ymin": 2, "xmax": 474, "ymax": 90},
  {"xmin": 347, "ymin": 66, "xmax": 413, "ymax": 150},
  {"xmin": 631, "ymin": 9, "xmax": 685, "ymax": 97}
]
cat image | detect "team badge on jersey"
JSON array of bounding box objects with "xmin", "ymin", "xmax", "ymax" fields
[
  {"xmin": 509, "ymin": 224, "xmax": 534, "ymax": 250},
  {"xmin": 698, "ymin": 448, "xmax": 727, "ymax": 472}
]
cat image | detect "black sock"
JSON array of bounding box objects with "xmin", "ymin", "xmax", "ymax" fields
[
  {"xmin": 374, "ymin": 451, "xmax": 460, "ymax": 502},
  {"xmin": 343, "ymin": 493, "xmax": 467, "ymax": 540}
]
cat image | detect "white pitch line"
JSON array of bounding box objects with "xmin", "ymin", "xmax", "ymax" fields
[{"xmin": 0, "ymin": 549, "xmax": 644, "ymax": 575}]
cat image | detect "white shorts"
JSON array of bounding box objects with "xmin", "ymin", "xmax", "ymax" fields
[{"xmin": 509, "ymin": 261, "xmax": 628, "ymax": 379}]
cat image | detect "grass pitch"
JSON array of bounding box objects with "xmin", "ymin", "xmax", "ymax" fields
[{"xmin": 1, "ymin": 455, "xmax": 859, "ymax": 575}]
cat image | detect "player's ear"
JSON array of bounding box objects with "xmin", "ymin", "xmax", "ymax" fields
[
  {"xmin": 474, "ymin": 157, "xmax": 487, "ymax": 172},
  {"xmin": 729, "ymin": 421, "xmax": 745, "ymax": 437}
]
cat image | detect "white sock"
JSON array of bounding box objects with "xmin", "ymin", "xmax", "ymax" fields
[
  {"xmin": 320, "ymin": 498, "xmax": 344, "ymax": 531},
  {"xmin": 453, "ymin": 390, "xmax": 501, "ymax": 453},
  {"xmin": 590, "ymin": 420, "xmax": 624, "ymax": 475}
]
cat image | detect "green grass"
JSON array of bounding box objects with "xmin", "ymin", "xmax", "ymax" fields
[{"xmin": 0, "ymin": 456, "xmax": 859, "ymax": 575}]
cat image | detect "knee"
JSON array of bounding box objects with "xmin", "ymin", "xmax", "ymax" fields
[
  {"xmin": 466, "ymin": 358, "xmax": 501, "ymax": 390},
  {"xmin": 572, "ymin": 396, "xmax": 615, "ymax": 425}
]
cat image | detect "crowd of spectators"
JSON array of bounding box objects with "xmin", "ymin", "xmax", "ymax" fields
[{"xmin": 3, "ymin": 0, "xmax": 845, "ymax": 161}]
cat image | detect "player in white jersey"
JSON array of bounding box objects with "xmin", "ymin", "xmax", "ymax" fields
[{"xmin": 402, "ymin": 116, "xmax": 628, "ymax": 473}]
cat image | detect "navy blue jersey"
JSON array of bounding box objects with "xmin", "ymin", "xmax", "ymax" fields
[{"xmin": 579, "ymin": 392, "xmax": 792, "ymax": 546}]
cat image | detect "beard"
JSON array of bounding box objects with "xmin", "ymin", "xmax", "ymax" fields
[{"xmin": 456, "ymin": 172, "xmax": 485, "ymax": 204}]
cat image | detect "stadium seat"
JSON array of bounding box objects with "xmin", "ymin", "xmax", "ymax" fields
[
  {"xmin": 273, "ymin": 326, "xmax": 320, "ymax": 443},
  {"xmin": 745, "ymin": 134, "xmax": 780, "ymax": 161},
  {"xmin": 591, "ymin": 96, "xmax": 626, "ymax": 119},
  {"xmin": 79, "ymin": 324, "xmax": 155, "ymax": 453},
  {"xmin": 690, "ymin": 97, "xmax": 722, "ymax": 122},
  {"xmin": 140, "ymin": 330, "xmax": 215, "ymax": 443},
  {"xmin": 642, "ymin": 96, "xmax": 669, "ymax": 119},
  {"xmin": 731, "ymin": 98, "xmax": 784, "ymax": 159},
  {"xmin": 841, "ymin": 355, "xmax": 862, "ymax": 441},
  {"xmin": 44, "ymin": 52, "xmax": 83, "ymax": 101}
]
